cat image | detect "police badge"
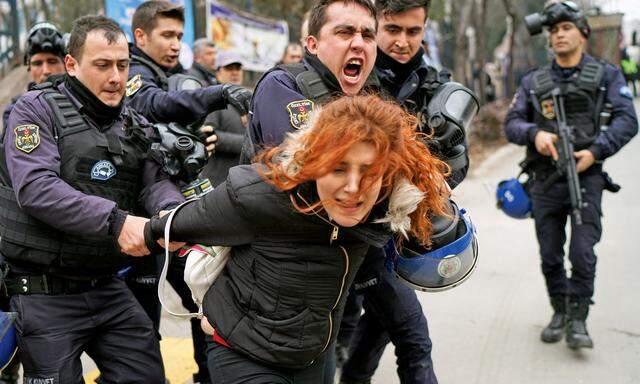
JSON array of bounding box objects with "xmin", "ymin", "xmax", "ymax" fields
[
  {"xmin": 14, "ymin": 124, "xmax": 40, "ymax": 154},
  {"xmin": 540, "ymin": 99, "xmax": 556, "ymax": 120},
  {"xmin": 286, "ymin": 99, "xmax": 314, "ymax": 130},
  {"xmin": 126, "ymin": 74, "xmax": 142, "ymax": 97}
]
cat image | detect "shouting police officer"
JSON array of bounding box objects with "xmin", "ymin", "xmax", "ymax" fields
[
  {"xmin": 2, "ymin": 22, "xmax": 66, "ymax": 129},
  {"xmin": 504, "ymin": 2, "xmax": 638, "ymax": 349},
  {"xmin": 0, "ymin": 15, "xmax": 185, "ymax": 382},
  {"xmin": 245, "ymin": 1, "xmax": 442, "ymax": 383}
]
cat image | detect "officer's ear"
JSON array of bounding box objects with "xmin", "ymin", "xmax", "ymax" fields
[
  {"xmin": 307, "ymin": 35, "xmax": 319, "ymax": 55},
  {"xmin": 134, "ymin": 28, "xmax": 147, "ymax": 47},
  {"xmin": 65, "ymin": 54, "xmax": 79, "ymax": 77}
]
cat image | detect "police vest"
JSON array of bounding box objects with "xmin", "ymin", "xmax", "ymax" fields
[
  {"xmin": 530, "ymin": 61, "xmax": 605, "ymax": 151},
  {"xmin": 0, "ymin": 84, "xmax": 150, "ymax": 276}
]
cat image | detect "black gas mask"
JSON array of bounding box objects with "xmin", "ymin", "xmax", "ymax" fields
[
  {"xmin": 420, "ymin": 83, "xmax": 479, "ymax": 172},
  {"xmin": 150, "ymin": 122, "xmax": 212, "ymax": 199},
  {"xmin": 524, "ymin": 1, "xmax": 590, "ymax": 37}
]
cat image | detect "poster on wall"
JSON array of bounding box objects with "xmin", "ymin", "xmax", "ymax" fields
[
  {"xmin": 105, "ymin": 0, "xmax": 195, "ymax": 67},
  {"xmin": 207, "ymin": 1, "xmax": 288, "ymax": 72}
]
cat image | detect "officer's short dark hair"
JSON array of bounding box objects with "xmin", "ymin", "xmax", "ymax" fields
[
  {"xmin": 67, "ymin": 15, "xmax": 126, "ymax": 61},
  {"xmin": 308, "ymin": 0, "xmax": 378, "ymax": 39},
  {"xmin": 375, "ymin": 0, "xmax": 430, "ymax": 19},
  {"xmin": 132, "ymin": 0, "xmax": 185, "ymax": 41}
]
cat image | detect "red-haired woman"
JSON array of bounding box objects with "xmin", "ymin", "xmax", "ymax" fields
[{"xmin": 146, "ymin": 94, "xmax": 450, "ymax": 383}]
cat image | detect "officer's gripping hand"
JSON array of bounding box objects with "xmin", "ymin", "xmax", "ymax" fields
[
  {"xmin": 118, "ymin": 215, "xmax": 151, "ymax": 257},
  {"xmin": 534, "ymin": 131, "xmax": 559, "ymax": 160},
  {"xmin": 222, "ymin": 84, "xmax": 252, "ymax": 116},
  {"xmin": 199, "ymin": 125, "xmax": 218, "ymax": 156},
  {"xmin": 574, "ymin": 150, "xmax": 595, "ymax": 173}
]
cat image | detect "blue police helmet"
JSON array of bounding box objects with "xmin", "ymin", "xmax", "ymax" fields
[
  {"xmin": 496, "ymin": 178, "xmax": 532, "ymax": 219},
  {"xmin": 385, "ymin": 201, "xmax": 479, "ymax": 292},
  {"xmin": 0, "ymin": 312, "xmax": 17, "ymax": 370}
]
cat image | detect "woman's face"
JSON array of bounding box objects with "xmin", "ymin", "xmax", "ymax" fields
[{"xmin": 316, "ymin": 142, "xmax": 383, "ymax": 227}]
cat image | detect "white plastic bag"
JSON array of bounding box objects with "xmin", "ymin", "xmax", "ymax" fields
[{"xmin": 157, "ymin": 200, "xmax": 230, "ymax": 319}]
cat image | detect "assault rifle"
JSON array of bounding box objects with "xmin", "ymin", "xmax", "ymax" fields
[{"xmin": 543, "ymin": 88, "xmax": 584, "ymax": 224}]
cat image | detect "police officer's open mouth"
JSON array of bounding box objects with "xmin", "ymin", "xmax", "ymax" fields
[{"xmin": 343, "ymin": 59, "xmax": 363, "ymax": 79}]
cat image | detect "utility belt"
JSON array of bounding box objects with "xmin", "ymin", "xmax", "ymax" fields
[
  {"xmin": 3, "ymin": 273, "xmax": 114, "ymax": 295},
  {"xmin": 525, "ymin": 160, "xmax": 620, "ymax": 193}
]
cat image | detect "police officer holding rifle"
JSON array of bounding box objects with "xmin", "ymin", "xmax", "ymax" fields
[{"xmin": 504, "ymin": 1, "xmax": 638, "ymax": 349}]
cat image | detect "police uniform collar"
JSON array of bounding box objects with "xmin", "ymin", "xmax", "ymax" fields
[
  {"xmin": 552, "ymin": 53, "xmax": 589, "ymax": 76},
  {"xmin": 63, "ymin": 75, "xmax": 124, "ymax": 128},
  {"xmin": 130, "ymin": 44, "xmax": 171, "ymax": 74},
  {"xmin": 375, "ymin": 46, "xmax": 426, "ymax": 80},
  {"xmin": 302, "ymin": 51, "xmax": 343, "ymax": 95}
]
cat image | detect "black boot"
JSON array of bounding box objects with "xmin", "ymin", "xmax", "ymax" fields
[
  {"xmin": 566, "ymin": 298, "xmax": 594, "ymax": 349},
  {"xmin": 541, "ymin": 296, "xmax": 566, "ymax": 343}
]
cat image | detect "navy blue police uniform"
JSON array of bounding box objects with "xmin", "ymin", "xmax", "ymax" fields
[
  {"xmin": 125, "ymin": 44, "xmax": 217, "ymax": 384},
  {"xmin": 504, "ymin": 54, "xmax": 637, "ymax": 313},
  {"xmin": 126, "ymin": 45, "xmax": 227, "ymax": 125},
  {"xmin": 246, "ymin": 51, "xmax": 438, "ymax": 384},
  {"xmin": 0, "ymin": 75, "xmax": 184, "ymax": 383}
]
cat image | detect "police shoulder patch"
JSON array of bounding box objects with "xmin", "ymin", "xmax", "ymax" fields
[
  {"xmin": 286, "ymin": 99, "xmax": 314, "ymax": 130},
  {"xmin": 540, "ymin": 99, "xmax": 556, "ymax": 120},
  {"xmin": 619, "ymin": 85, "xmax": 633, "ymax": 100},
  {"xmin": 91, "ymin": 160, "xmax": 117, "ymax": 181},
  {"xmin": 126, "ymin": 74, "xmax": 142, "ymax": 97},
  {"xmin": 14, "ymin": 124, "xmax": 40, "ymax": 153}
]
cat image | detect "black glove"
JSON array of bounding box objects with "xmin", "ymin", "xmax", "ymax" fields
[{"xmin": 222, "ymin": 84, "xmax": 252, "ymax": 115}]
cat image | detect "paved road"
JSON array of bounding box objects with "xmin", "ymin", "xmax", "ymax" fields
[{"xmin": 81, "ymin": 102, "xmax": 640, "ymax": 383}]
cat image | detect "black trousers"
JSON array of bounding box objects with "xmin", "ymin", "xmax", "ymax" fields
[
  {"xmin": 339, "ymin": 247, "xmax": 437, "ymax": 384},
  {"xmin": 10, "ymin": 278, "xmax": 164, "ymax": 384},
  {"xmin": 207, "ymin": 341, "xmax": 326, "ymax": 384},
  {"xmin": 531, "ymin": 172, "xmax": 605, "ymax": 299}
]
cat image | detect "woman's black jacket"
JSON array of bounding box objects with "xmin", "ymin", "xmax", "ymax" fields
[{"xmin": 149, "ymin": 165, "xmax": 392, "ymax": 368}]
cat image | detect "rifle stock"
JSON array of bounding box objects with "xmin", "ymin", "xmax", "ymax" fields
[{"xmin": 551, "ymin": 88, "xmax": 584, "ymax": 225}]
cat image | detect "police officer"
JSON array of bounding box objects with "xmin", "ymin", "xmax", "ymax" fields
[
  {"xmin": 189, "ymin": 38, "xmax": 219, "ymax": 86},
  {"xmin": 504, "ymin": 2, "xmax": 638, "ymax": 349},
  {"xmin": 245, "ymin": 1, "xmax": 440, "ymax": 383},
  {"xmin": 338, "ymin": 1, "xmax": 468, "ymax": 383},
  {"xmin": 126, "ymin": 1, "xmax": 250, "ymax": 128},
  {"xmin": 0, "ymin": 22, "xmax": 68, "ymax": 384},
  {"xmin": 0, "ymin": 15, "xmax": 184, "ymax": 382},
  {"xmin": 2, "ymin": 22, "xmax": 66, "ymax": 129}
]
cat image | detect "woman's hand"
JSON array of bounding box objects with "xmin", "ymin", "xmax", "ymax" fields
[{"xmin": 201, "ymin": 316, "xmax": 215, "ymax": 335}]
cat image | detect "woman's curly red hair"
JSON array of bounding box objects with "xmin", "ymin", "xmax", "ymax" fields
[{"xmin": 256, "ymin": 94, "xmax": 451, "ymax": 245}]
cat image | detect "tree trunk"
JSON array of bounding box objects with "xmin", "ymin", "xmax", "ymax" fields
[{"xmin": 502, "ymin": 0, "xmax": 517, "ymax": 96}]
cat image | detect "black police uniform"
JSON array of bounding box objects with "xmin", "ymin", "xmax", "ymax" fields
[
  {"xmin": 504, "ymin": 54, "xmax": 638, "ymax": 339},
  {"xmin": 0, "ymin": 75, "xmax": 184, "ymax": 383}
]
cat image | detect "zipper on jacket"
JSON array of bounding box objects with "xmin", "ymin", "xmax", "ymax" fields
[
  {"xmin": 330, "ymin": 226, "xmax": 339, "ymax": 243},
  {"xmin": 319, "ymin": 245, "xmax": 349, "ymax": 354}
]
